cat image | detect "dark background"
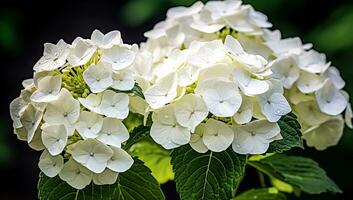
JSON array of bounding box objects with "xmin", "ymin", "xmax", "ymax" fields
[{"xmin": 1, "ymin": 0, "xmax": 353, "ymax": 199}]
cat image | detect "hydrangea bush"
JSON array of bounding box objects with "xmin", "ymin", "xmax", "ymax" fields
[{"xmin": 9, "ymin": 0, "xmax": 352, "ymax": 199}]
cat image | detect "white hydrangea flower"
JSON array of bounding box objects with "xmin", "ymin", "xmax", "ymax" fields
[
  {"xmin": 198, "ymin": 79, "xmax": 242, "ymax": 117},
  {"xmin": 303, "ymin": 117, "xmax": 344, "ymax": 150},
  {"xmin": 75, "ymin": 111, "xmax": 103, "ymax": 139},
  {"xmin": 99, "ymin": 90, "xmax": 129, "ymax": 119},
  {"xmin": 225, "ymin": 35, "xmax": 268, "ymax": 73},
  {"xmin": 202, "ymin": 119, "xmax": 234, "ymax": 152},
  {"xmin": 92, "ymin": 169, "xmax": 118, "ymax": 185},
  {"xmin": 10, "ymin": 97, "xmax": 28, "ymax": 129},
  {"xmin": 269, "ymin": 55, "xmax": 300, "ymax": 89},
  {"xmin": 174, "ymin": 94, "xmax": 208, "ymax": 132},
  {"xmin": 83, "ymin": 61, "xmax": 113, "ymax": 93},
  {"xmin": 204, "ymin": 0, "xmax": 242, "ymax": 20},
  {"xmin": 91, "ymin": 29, "xmax": 122, "ymax": 49},
  {"xmin": 233, "ymin": 96, "xmax": 253, "ymax": 124},
  {"xmin": 233, "ymin": 68, "xmax": 269, "ymax": 96},
  {"xmin": 41, "ymin": 123, "xmax": 68, "ymax": 156},
  {"xmin": 19, "ymin": 104, "xmax": 43, "ymax": 143},
  {"xmin": 111, "ymin": 69, "xmax": 135, "ymax": 91},
  {"xmin": 315, "ymin": 80, "xmax": 347, "ymax": 115},
  {"xmin": 59, "ymin": 158, "xmax": 93, "ymax": 189},
  {"xmin": 101, "ymin": 44, "xmax": 137, "ymax": 71},
  {"xmin": 144, "ymin": 73, "xmax": 178, "ymax": 109},
  {"xmin": 79, "ymin": 93, "xmax": 103, "ymax": 114},
  {"xmin": 67, "ymin": 38, "xmax": 97, "ymax": 67},
  {"xmin": 34, "ymin": 39, "xmax": 69, "ymax": 72},
  {"xmin": 232, "ymin": 120, "xmax": 281, "ymax": 154},
  {"xmin": 296, "ymin": 71, "xmax": 326, "ymax": 94},
  {"xmin": 72, "ymin": 139, "xmax": 113, "ymax": 173},
  {"xmin": 31, "ymin": 75, "xmax": 62, "ymax": 102},
  {"xmin": 166, "ymin": 1, "xmax": 204, "ymax": 19},
  {"xmin": 150, "ymin": 105, "xmax": 190, "ymax": 149},
  {"xmin": 189, "ymin": 123, "xmax": 208, "ymax": 153},
  {"xmin": 38, "ymin": 150, "xmax": 64, "ymax": 177},
  {"xmin": 43, "ymin": 88, "xmax": 80, "ymax": 135},
  {"xmin": 324, "ymin": 66, "xmax": 345, "ymax": 90},
  {"xmin": 190, "ymin": 9, "xmax": 225, "ymax": 34},
  {"xmin": 257, "ymin": 81, "xmax": 291, "ymax": 122},
  {"xmin": 293, "ymin": 100, "xmax": 330, "ymax": 126},
  {"xmin": 97, "ymin": 117, "xmax": 129, "ymax": 147},
  {"xmin": 188, "ymin": 40, "xmax": 228, "ymax": 68},
  {"xmin": 107, "ymin": 146, "xmax": 134, "ymax": 173},
  {"xmin": 298, "ymin": 50, "xmax": 330, "ymax": 74}
]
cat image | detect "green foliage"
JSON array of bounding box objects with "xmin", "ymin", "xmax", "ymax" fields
[
  {"xmin": 234, "ymin": 188, "xmax": 287, "ymax": 200},
  {"xmin": 123, "ymin": 125, "xmax": 150, "ymax": 151},
  {"xmin": 130, "ymin": 141, "xmax": 174, "ymax": 184},
  {"xmin": 248, "ymin": 154, "xmax": 341, "ymax": 194},
  {"xmin": 268, "ymin": 113, "xmax": 303, "ymax": 153},
  {"xmin": 38, "ymin": 159, "xmax": 165, "ymax": 200},
  {"xmin": 171, "ymin": 146, "xmax": 246, "ymax": 200}
]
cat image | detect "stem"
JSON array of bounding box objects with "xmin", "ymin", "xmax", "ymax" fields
[{"xmin": 257, "ymin": 171, "xmax": 266, "ymax": 188}]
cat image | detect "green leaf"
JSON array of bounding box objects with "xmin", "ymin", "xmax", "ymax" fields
[
  {"xmin": 130, "ymin": 141, "xmax": 174, "ymax": 184},
  {"xmin": 268, "ymin": 113, "xmax": 303, "ymax": 153},
  {"xmin": 123, "ymin": 125, "xmax": 150, "ymax": 151},
  {"xmin": 38, "ymin": 158, "xmax": 165, "ymax": 200},
  {"xmin": 171, "ymin": 146, "xmax": 246, "ymax": 200},
  {"xmin": 248, "ymin": 154, "xmax": 341, "ymax": 194},
  {"xmin": 234, "ymin": 188, "xmax": 287, "ymax": 200}
]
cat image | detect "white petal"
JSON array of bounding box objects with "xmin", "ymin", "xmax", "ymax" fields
[
  {"xmin": 189, "ymin": 124, "xmax": 208, "ymax": 153},
  {"xmin": 41, "ymin": 123, "xmax": 68, "ymax": 156},
  {"xmin": 297, "ymin": 72, "xmax": 326, "ymax": 93},
  {"xmin": 72, "ymin": 139, "xmax": 113, "ymax": 173},
  {"xmin": 233, "ymin": 68, "xmax": 269, "ymax": 96},
  {"xmin": 201, "ymin": 80, "xmax": 242, "ymax": 117},
  {"xmin": 83, "ymin": 62, "xmax": 113, "ymax": 93},
  {"xmin": 144, "ymin": 73, "xmax": 178, "ymax": 109},
  {"xmin": 258, "ymin": 92, "xmax": 291, "ymax": 122},
  {"xmin": 97, "ymin": 118, "xmax": 129, "ymax": 147},
  {"xmin": 67, "ymin": 39, "xmax": 96, "ymax": 67},
  {"xmin": 293, "ymin": 100, "xmax": 330, "ymax": 126},
  {"xmin": 233, "ymin": 97, "xmax": 253, "ymax": 124},
  {"xmin": 166, "ymin": 1, "xmax": 203, "ymax": 19},
  {"xmin": 38, "ymin": 150, "xmax": 64, "ymax": 177},
  {"xmin": 174, "ymin": 94, "xmax": 208, "ymax": 131},
  {"xmin": 79, "ymin": 93, "xmax": 103, "ymax": 114},
  {"xmin": 111, "ymin": 70, "xmax": 135, "ymax": 91},
  {"xmin": 202, "ymin": 119, "xmax": 234, "ymax": 152},
  {"xmin": 270, "ymin": 55, "xmax": 299, "ymax": 89},
  {"xmin": 99, "ymin": 90, "xmax": 129, "ymax": 119},
  {"xmin": 107, "ymin": 147, "xmax": 134, "ymax": 173},
  {"xmin": 92, "ymin": 169, "xmax": 118, "ymax": 185},
  {"xmin": 59, "ymin": 158, "xmax": 92, "ymax": 189},
  {"xmin": 91, "ymin": 29, "xmax": 122, "ymax": 49},
  {"xmin": 31, "ymin": 75, "xmax": 62, "ymax": 102},
  {"xmin": 20, "ymin": 104, "xmax": 43, "ymax": 143},
  {"xmin": 345, "ymin": 103, "xmax": 353, "ymax": 128},
  {"xmin": 315, "ymin": 81, "xmax": 347, "ymax": 115},
  {"xmin": 75, "ymin": 111, "xmax": 103, "ymax": 139},
  {"xmin": 10, "ymin": 97, "xmax": 28, "ymax": 128},
  {"xmin": 101, "ymin": 45, "xmax": 137, "ymax": 71},
  {"xmin": 303, "ymin": 117, "xmax": 344, "ymax": 150},
  {"xmin": 324, "ymin": 67, "xmax": 345, "ymax": 89}
]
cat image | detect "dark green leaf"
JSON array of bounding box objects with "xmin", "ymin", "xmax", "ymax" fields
[
  {"xmin": 268, "ymin": 113, "xmax": 303, "ymax": 153},
  {"xmin": 248, "ymin": 154, "xmax": 341, "ymax": 194},
  {"xmin": 234, "ymin": 188, "xmax": 287, "ymax": 200},
  {"xmin": 38, "ymin": 158, "xmax": 165, "ymax": 200},
  {"xmin": 123, "ymin": 125, "xmax": 150, "ymax": 151},
  {"xmin": 171, "ymin": 146, "xmax": 246, "ymax": 200}
]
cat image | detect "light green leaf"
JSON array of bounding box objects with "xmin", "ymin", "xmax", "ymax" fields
[
  {"xmin": 268, "ymin": 113, "xmax": 303, "ymax": 153},
  {"xmin": 38, "ymin": 158, "xmax": 165, "ymax": 200},
  {"xmin": 248, "ymin": 154, "xmax": 341, "ymax": 194},
  {"xmin": 234, "ymin": 188, "xmax": 287, "ymax": 200},
  {"xmin": 130, "ymin": 141, "xmax": 174, "ymax": 184},
  {"xmin": 171, "ymin": 146, "xmax": 246, "ymax": 200}
]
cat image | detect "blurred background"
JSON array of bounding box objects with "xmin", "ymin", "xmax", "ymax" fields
[{"xmin": 1, "ymin": 0, "xmax": 353, "ymax": 199}]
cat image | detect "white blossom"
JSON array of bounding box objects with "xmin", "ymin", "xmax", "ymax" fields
[
  {"xmin": 67, "ymin": 39, "xmax": 97, "ymax": 67},
  {"xmin": 202, "ymin": 119, "xmax": 234, "ymax": 152},
  {"xmin": 83, "ymin": 61, "xmax": 113, "ymax": 93},
  {"xmin": 59, "ymin": 158, "xmax": 93, "ymax": 189},
  {"xmin": 92, "ymin": 169, "xmax": 118, "ymax": 185},
  {"xmin": 107, "ymin": 146, "xmax": 134, "ymax": 173},
  {"xmin": 75, "ymin": 111, "xmax": 103, "ymax": 139},
  {"xmin": 189, "ymin": 123, "xmax": 208, "ymax": 153},
  {"xmin": 232, "ymin": 120, "xmax": 281, "ymax": 154},
  {"xmin": 97, "ymin": 117, "xmax": 129, "ymax": 147},
  {"xmin": 315, "ymin": 80, "xmax": 347, "ymax": 115},
  {"xmin": 99, "ymin": 90, "xmax": 129, "ymax": 119},
  {"xmin": 41, "ymin": 123, "xmax": 68, "ymax": 156},
  {"xmin": 38, "ymin": 150, "xmax": 64, "ymax": 177},
  {"xmin": 72, "ymin": 139, "xmax": 113, "ymax": 173},
  {"xmin": 31, "ymin": 75, "xmax": 62, "ymax": 102},
  {"xmin": 91, "ymin": 29, "xmax": 122, "ymax": 49},
  {"xmin": 101, "ymin": 44, "xmax": 137, "ymax": 71}
]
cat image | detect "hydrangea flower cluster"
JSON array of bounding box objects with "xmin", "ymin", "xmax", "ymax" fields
[
  {"xmin": 9, "ymin": 0, "xmax": 352, "ymax": 190},
  {"xmin": 141, "ymin": 0, "xmax": 352, "ymax": 151},
  {"xmin": 10, "ymin": 30, "xmax": 137, "ymax": 189}
]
